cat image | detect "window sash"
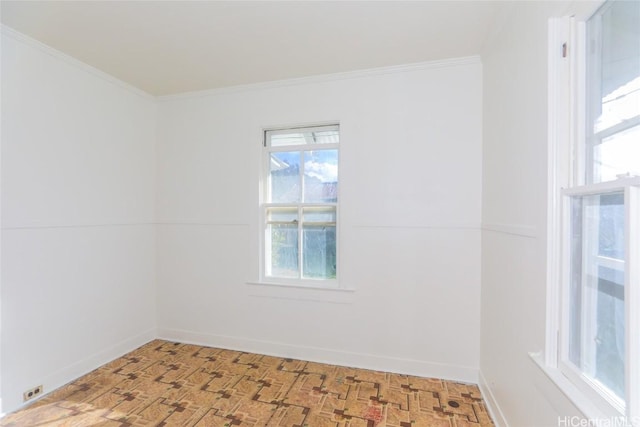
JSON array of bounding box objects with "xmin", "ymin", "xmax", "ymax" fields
[
  {"xmin": 263, "ymin": 204, "xmax": 338, "ymax": 282},
  {"xmin": 624, "ymin": 185, "xmax": 640, "ymax": 417},
  {"xmin": 558, "ymin": 179, "xmax": 640, "ymax": 416}
]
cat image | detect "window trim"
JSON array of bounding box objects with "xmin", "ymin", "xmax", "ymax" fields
[
  {"xmin": 625, "ymin": 185, "xmax": 640, "ymax": 417},
  {"xmin": 259, "ymin": 123, "xmax": 341, "ymax": 288},
  {"xmin": 546, "ymin": 1, "xmax": 640, "ymax": 419}
]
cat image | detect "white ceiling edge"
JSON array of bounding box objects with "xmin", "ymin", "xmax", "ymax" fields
[
  {"xmin": 156, "ymin": 55, "xmax": 481, "ymax": 102},
  {"xmin": 1, "ymin": 25, "xmax": 155, "ymax": 101},
  {"xmin": 2, "ymin": 23, "xmax": 481, "ymax": 103},
  {"xmin": 0, "ymin": 1, "xmax": 499, "ymax": 95}
]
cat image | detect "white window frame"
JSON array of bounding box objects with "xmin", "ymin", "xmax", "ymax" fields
[
  {"xmin": 546, "ymin": 1, "xmax": 640, "ymax": 420},
  {"xmin": 260, "ymin": 123, "xmax": 340, "ymax": 288}
]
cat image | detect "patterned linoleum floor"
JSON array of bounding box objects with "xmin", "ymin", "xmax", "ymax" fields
[{"xmin": 1, "ymin": 340, "xmax": 494, "ymax": 427}]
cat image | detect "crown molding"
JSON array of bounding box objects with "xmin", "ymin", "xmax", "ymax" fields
[
  {"xmin": 157, "ymin": 55, "xmax": 481, "ymax": 102},
  {"xmin": 2, "ymin": 24, "xmax": 480, "ymax": 103}
]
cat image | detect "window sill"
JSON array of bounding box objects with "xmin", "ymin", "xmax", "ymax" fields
[
  {"xmin": 529, "ymin": 352, "xmax": 618, "ymax": 421},
  {"xmin": 245, "ymin": 281, "xmax": 355, "ymax": 304}
]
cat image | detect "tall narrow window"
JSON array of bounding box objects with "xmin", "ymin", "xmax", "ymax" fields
[
  {"xmin": 262, "ymin": 124, "xmax": 339, "ymax": 284},
  {"xmin": 557, "ymin": 0, "xmax": 640, "ymax": 417}
]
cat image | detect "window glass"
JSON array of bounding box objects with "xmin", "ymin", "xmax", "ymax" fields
[
  {"xmin": 587, "ymin": 0, "xmax": 640, "ymax": 183},
  {"xmin": 594, "ymin": 125, "xmax": 640, "ymax": 183},
  {"xmin": 568, "ymin": 192, "xmax": 626, "ymax": 400},
  {"xmin": 302, "ymin": 225, "xmax": 336, "ymax": 279},
  {"xmin": 303, "ymin": 149, "xmax": 338, "ymax": 203},
  {"xmin": 268, "ymin": 224, "xmax": 299, "ymax": 278},
  {"xmin": 270, "ymin": 152, "xmax": 301, "ymax": 203}
]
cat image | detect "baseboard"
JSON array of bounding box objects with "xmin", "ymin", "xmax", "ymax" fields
[
  {"xmin": 479, "ymin": 370, "xmax": 508, "ymax": 427},
  {"xmin": 3, "ymin": 328, "xmax": 156, "ymax": 415},
  {"xmin": 157, "ymin": 328, "xmax": 479, "ymax": 384}
]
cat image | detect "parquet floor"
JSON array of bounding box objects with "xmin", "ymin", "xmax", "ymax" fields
[{"xmin": 1, "ymin": 340, "xmax": 494, "ymax": 426}]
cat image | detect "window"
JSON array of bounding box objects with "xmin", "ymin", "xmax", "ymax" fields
[
  {"xmin": 550, "ymin": 0, "xmax": 640, "ymax": 418},
  {"xmin": 261, "ymin": 124, "xmax": 339, "ymax": 285}
]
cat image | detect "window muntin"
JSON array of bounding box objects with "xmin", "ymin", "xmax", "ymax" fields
[{"xmin": 263, "ymin": 125, "xmax": 339, "ymax": 283}]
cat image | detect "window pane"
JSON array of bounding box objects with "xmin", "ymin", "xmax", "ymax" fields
[
  {"xmin": 268, "ymin": 224, "xmax": 298, "ymax": 278},
  {"xmin": 593, "ymin": 124, "xmax": 640, "ymax": 183},
  {"xmin": 569, "ymin": 192, "xmax": 625, "ymax": 399},
  {"xmin": 594, "ymin": 0, "xmax": 639, "ymax": 127},
  {"xmin": 303, "ymin": 206, "xmax": 336, "ymax": 223},
  {"xmin": 587, "ymin": 0, "xmax": 640, "ymax": 183},
  {"xmin": 269, "ymin": 127, "xmax": 339, "ymax": 147},
  {"xmin": 596, "ymin": 266, "xmax": 625, "ymax": 398},
  {"xmin": 303, "ymin": 150, "xmax": 338, "ymax": 203},
  {"xmin": 270, "ymin": 151, "xmax": 300, "ymax": 203},
  {"xmin": 597, "ymin": 192, "xmax": 625, "ymax": 259},
  {"xmin": 302, "ymin": 225, "xmax": 336, "ymax": 279}
]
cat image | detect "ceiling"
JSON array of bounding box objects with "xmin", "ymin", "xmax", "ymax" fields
[{"xmin": 1, "ymin": 1, "xmax": 502, "ymax": 96}]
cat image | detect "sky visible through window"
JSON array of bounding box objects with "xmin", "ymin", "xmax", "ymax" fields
[{"xmin": 274, "ymin": 150, "xmax": 337, "ymax": 183}]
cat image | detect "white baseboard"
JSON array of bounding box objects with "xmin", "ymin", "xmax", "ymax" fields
[
  {"xmin": 158, "ymin": 328, "xmax": 479, "ymax": 384},
  {"xmin": 479, "ymin": 370, "xmax": 508, "ymax": 427},
  {"xmin": 4, "ymin": 328, "xmax": 156, "ymax": 415}
]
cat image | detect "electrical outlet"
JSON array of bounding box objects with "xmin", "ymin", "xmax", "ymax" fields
[{"xmin": 23, "ymin": 385, "xmax": 43, "ymax": 402}]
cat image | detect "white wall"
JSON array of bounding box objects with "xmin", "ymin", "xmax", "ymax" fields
[
  {"xmin": 480, "ymin": 2, "xmax": 589, "ymax": 425},
  {"xmin": 1, "ymin": 29, "xmax": 157, "ymax": 414},
  {"xmin": 155, "ymin": 59, "xmax": 483, "ymax": 382}
]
